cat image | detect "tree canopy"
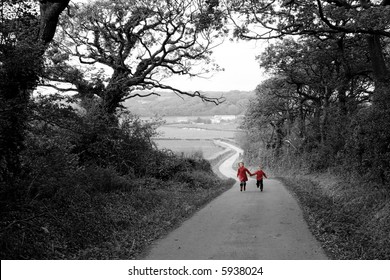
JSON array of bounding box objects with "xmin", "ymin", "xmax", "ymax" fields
[
  {"xmin": 243, "ymin": 16, "xmax": 390, "ymax": 184},
  {"xmin": 229, "ymin": 0, "xmax": 390, "ymax": 107},
  {"xmin": 43, "ymin": 0, "xmax": 227, "ymax": 115}
]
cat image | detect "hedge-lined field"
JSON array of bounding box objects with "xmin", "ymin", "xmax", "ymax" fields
[{"xmin": 154, "ymin": 139, "xmax": 224, "ymax": 159}]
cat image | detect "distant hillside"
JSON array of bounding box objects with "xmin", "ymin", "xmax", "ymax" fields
[{"xmin": 123, "ymin": 90, "xmax": 255, "ymax": 116}]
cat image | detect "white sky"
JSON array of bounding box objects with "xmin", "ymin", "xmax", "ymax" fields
[{"xmin": 166, "ymin": 39, "xmax": 267, "ymax": 91}]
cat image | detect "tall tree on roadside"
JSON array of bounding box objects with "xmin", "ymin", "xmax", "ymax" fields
[
  {"xmin": 244, "ymin": 76, "xmax": 297, "ymax": 154},
  {"xmin": 260, "ymin": 36, "xmax": 372, "ymax": 144},
  {"xmin": 244, "ymin": 34, "xmax": 377, "ymax": 170}
]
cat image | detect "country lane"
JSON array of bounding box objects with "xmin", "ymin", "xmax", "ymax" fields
[{"xmin": 143, "ymin": 140, "xmax": 327, "ymax": 260}]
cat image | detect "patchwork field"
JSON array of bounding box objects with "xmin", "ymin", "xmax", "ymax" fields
[
  {"xmin": 166, "ymin": 122, "xmax": 240, "ymax": 131},
  {"xmin": 156, "ymin": 126, "xmax": 236, "ymax": 140},
  {"xmin": 152, "ymin": 121, "xmax": 242, "ymax": 159},
  {"xmin": 153, "ymin": 139, "xmax": 224, "ymax": 159}
]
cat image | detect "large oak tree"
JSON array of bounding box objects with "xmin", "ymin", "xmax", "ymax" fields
[{"xmin": 43, "ymin": 0, "xmax": 226, "ymax": 115}]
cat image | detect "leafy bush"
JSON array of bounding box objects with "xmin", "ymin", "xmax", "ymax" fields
[
  {"xmin": 185, "ymin": 157, "xmax": 212, "ymax": 172},
  {"xmin": 174, "ymin": 170, "xmax": 220, "ymax": 189},
  {"xmin": 76, "ymin": 166, "xmax": 133, "ymax": 193},
  {"xmin": 20, "ymin": 132, "xmax": 78, "ymax": 199}
]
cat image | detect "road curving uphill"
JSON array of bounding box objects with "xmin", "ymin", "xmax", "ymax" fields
[{"xmin": 144, "ymin": 140, "xmax": 327, "ymax": 259}]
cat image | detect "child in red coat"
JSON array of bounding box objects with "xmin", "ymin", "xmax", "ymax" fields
[
  {"xmin": 250, "ymin": 165, "xmax": 267, "ymax": 191},
  {"xmin": 237, "ymin": 162, "xmax": 251, "ymax": 192}
]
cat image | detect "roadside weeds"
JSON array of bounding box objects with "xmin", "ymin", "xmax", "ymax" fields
[{"xmin": 277, "ymin": 174, "xmax": 390, "ymax": 259}]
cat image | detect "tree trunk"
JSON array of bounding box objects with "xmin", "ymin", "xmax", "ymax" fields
[
  {"xmin": 275, "ymin": 119, "xmax": 285, "ymax": 157},
  {"xmin": 102, "ymin": 69, "xmax": 129, "ymax": 116},
  {"xmin": 320, "ymin": 87, "xmax": 330, "ymax": 144},
  {"xmin": 298, "ymin": 100, "xmax": 306, "ymax": 139},
  {"xmin": 366, "ymin": 35, "xmax": 390, "ymax": 109},
  {"xmin": 338, "ymin": 86, "xmax": 347, "ymax": 115},
  {"xmin": 102, "ymin": 89, "xmax": 122, "ymax": 116},
  {"xmin": 312, "ymin": 98, "xmax": 322, "ymax": 144}
]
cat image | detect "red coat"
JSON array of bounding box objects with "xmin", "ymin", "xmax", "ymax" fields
[
  {"xmin": 237, "ymin": 166, "xmax": 251, "ymax": 182},
  {"xmin": 252, "ymin": 170, "xmax": 267, "ymax": 180}
]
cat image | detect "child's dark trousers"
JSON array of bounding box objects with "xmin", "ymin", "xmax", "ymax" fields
[
  {"xmin": 256, "ymin": 179, "xmax": 264, "ymax": 191},
  {"xmin": 240, "ymin": 181, "xmax": 246, "ymax": 191}
]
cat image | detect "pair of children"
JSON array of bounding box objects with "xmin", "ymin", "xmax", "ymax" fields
[{"xmin": 237, "ymin": 162, "xmax": 267, "ymax": 192}]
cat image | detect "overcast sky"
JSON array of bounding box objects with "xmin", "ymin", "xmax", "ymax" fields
[{"xmin": 166, "ymin": 39, "xmax": 266, "ymax": 92}]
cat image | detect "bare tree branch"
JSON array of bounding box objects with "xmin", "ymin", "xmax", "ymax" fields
[
  {"xmin": 48, "ymin": 0, "xmax": 225, "ymax": 114},
  {"xmin": 122, "ymin": 91, "xmax": 161, "ymax": 101},
  {"xmin": 38, "ymin": 84, "xmax": 76, "ymax": 92}
]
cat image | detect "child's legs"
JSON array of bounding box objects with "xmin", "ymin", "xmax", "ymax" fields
[{"xmin": 259, "ymin": 179, "xmax": 263, "ymax": 190}]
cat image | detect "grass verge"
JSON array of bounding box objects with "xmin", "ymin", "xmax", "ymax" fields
[
  {"xmin": 278, "ymin": 174, "xmax": 390, "ymax": 259},
  {"xmin": 1, "ymin": 172, "xmax": 235, "ymax": 259}
]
